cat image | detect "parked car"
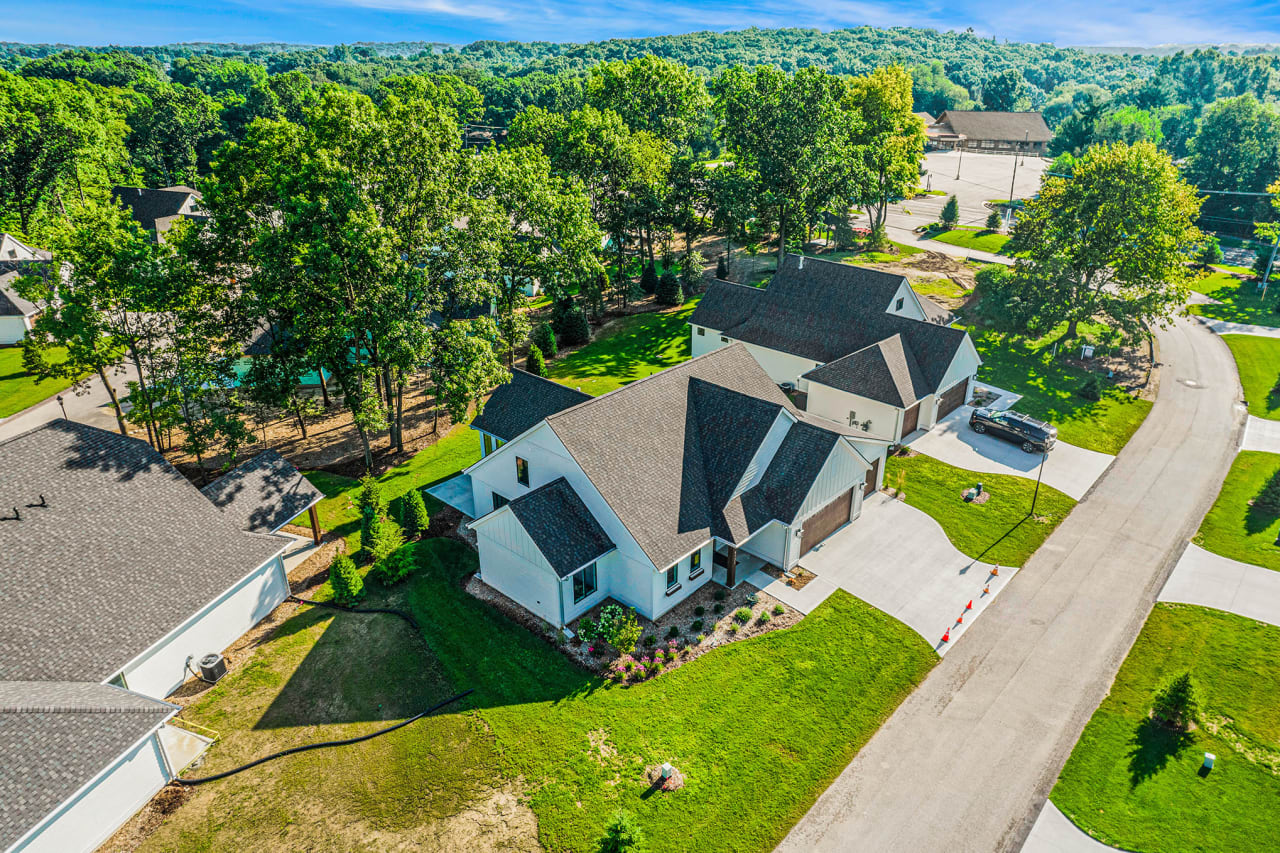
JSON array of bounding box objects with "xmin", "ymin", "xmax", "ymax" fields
[{"xmin": 969, "ymin": 407, "xmax": 1057, "ymax": 453}]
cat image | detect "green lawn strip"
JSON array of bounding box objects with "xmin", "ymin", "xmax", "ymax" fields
[
  {"xmin": 885, "ymin": 453, "xmax": 1074, "ymax": 567},
  {"xmin": 294, "ymin": 421, "xmax": 482, "ymax": 551},
  {"xmin": 970, "ymin": 328, "xmax": 1153, "ymax": 455},
  {"xmin": 547, "ymin": 297, "xmax": 697, "ymax": 396},
  {"xmin": 1051, "ymin": 604, "xmax": 1280, "ymax": 853},
  {"xmin": 910, "ymin": 277, "xmax": 967, "ymax": 300},
  {"xmin": 1186, "ymin": 272, "xmax": 1280, "ymax": 326},
  {"xmin": 1194, "ymin": 450, "xmax": 1280, "ymax": 572},
  {"xmin": 1212, "ymin": 263, "xmax": 1259, "ymax": 276},
  {"xmin": 927, "ymin": 227, "xmax": 1010, "ymax": 255},
  {"xmin": 0, "ymin": 346, "xmax": 80, "ymax": 418},
  {"xmin": 1223, "ymin": 335, "xmax": 1280, "ymax": 420}
]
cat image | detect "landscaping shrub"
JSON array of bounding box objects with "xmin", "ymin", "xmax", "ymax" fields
[
  {"xmin": 728, "ymin": 623, "xmax": 739, "ymax": 634},
  {"xmin": 974, "ymin": 264, "xmax": 1037, "ymax": 333},
  {"xmin": 772, "ymin": 604, "xmax": 785, "ymax": 616},
  {"xmin": 985, "ymin": 210, "xmax": 1002, "ymax": 231},
  {"xmin": 713, "ymin": 589, "xmax": 726, "ymax": 602},
  {"xmin": 357, "ymin": 475, "xmax": 387, "ymax": 559},
  {"xmin": 694, "ymin": 605, "xmax": 705, "ymax": 617},
  {"xmin": 834, "ymin": 214, "xmax": 855, "ymax": 250},
  {"xmin": 552, "ymin": 298, "xmax": 592, "ymax": 346},
  {"xmin": 401, "ymin": 488, "xmax": 430, "ymax": 539},
  {"xmin": 665, "ymin": 625, "xmax": 679, "ymax": 639},
  {"xmin": 690, "ymin": 619, "xmax": 704, "ymax": 632},
  {"xmin": 598, "ymin": 605, "xmax": 643, "ymax": 654},
  {"xmin": 715, "ymin": 254, "xmax": 728, "ymax": 279},
  {"xmin": 598, "ymin": 809, "xmax": 645, "ymax": 853},
  {"xmin": 643, "ymin": 635, "xmax": 656, "ymax": 648},
  {"xmin": 758, "ymin": 611, "xmax": 771, "ymax": 624},
  {"xmin": 733, "ymin": 607, "xmax": 752, "ymax": 624},
  {"xmin": 578, "ymin": 617, "xmax": 600, "ymax": 646},
  {"xmin": 695, "ymin": 633, "xmax": 706, "ymax": 643},
  {"xmin": 1078, "ymin": 376, "xmax": 1102, "ymax": 402},
  {"xmin": 1151, "ymin": 671, "xmax": 1201, "ymax": 731},
  {"xmin": 941, "ymin": 195, "xmax": 959, "ymax": 227},
  {"xmin": 329, "ymin": 553, "xmax": 363, "ymax": 604},
  {"xmin": 367, "ymin": 515, "xmax": 405, "ymax": 566},
  {"xmin": 866, "ymin": 224, "xmax": 888, "ymax": 252},
  {"xmin": 1199, "ymin": 235, "xmax": 1224, "ymax": 267},
  {"xmin": 370, "ymin": 546, "xmax": 416, "ymax": 586},
  {"xmin": 533, "ymin": 321, "xmax": 557, "ymax": 359},
  {"xmin": 526, "ymin": 343, "xmax": 546, "ymax": 376},
  {"xmin": 639, "ymin": 262, "xmax": 659, "ymax": 295},
  {"xmin": 680, "ymin": 252, "xmax": 704, "ymax": 292},
  {"xmin": 1253, "ymin": 469, "xmax": 1280, "ymax": 516},
  {"xmin": 656, "ymin": 267, "xmax": 683, "ymax": 306},
  {"xmin": 713, "ymin": 603, "xmax": 723, "ymax": 614}
]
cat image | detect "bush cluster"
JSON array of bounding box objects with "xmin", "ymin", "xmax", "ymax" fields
[
  {"xmin": 526, "ymin": 343, "xmax": 546, "ymax": 376},
  {"xmin": 532, "ymin": 321, "xmax": 557, "ymax": 359},
  {"xmin": 329, "ymin": 553, "xmax": 364, "ymax": 604}
]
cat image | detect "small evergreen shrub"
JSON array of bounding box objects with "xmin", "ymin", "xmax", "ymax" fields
[
  {"xmin": 533, "ymin": 321, "xmax": 557, "ymax": 359},
  {"xmin": 690, "ymin": 619, "xmax": 704, "ymax": 632},
  {"xmin": 562, "ymin": 308, "xmax": 591, "ymax": 346},
  {"xmin": 679, "ymin": 252, "xmax": 703, "ymax": 293},
  {"xmin": 713, "ymin": 589, "xmax": 726, "ymax": 602},
  {"xmin": 941, "ymin": 195, "xmax": 960, "ymax": 227},
  {"xmin": 656, "ymin": 267, "xmax": 683, "ymax": 306},
  {"xmin": 370, "ymin": 546, "xmax": 416, "ymax": 586},
  {"xmin": 1152, "ymin": 672, "xmax": 1201, "ymax": 731},
  {"xmin": 772, "ymin": 604, "xmax": 785, "ymax": 616},
  {"xmin": 526, "ymin": 343, "xmax": 547, "ymax": 376},
  {"xmin": 713, "ymin": 603, "xmax": 723, "ymax": 614},
  {"xmin": 1078, "ymin": 376, "xmax": 1102, "ymax": 402},
  {"xmin": 728, "ymin": 623, "xmax": 739, "ymax": 634},
  {"xmin": 1199, "ymin": 235, "xmax": 1223, "ymax": 267},
  {"xmin": 985, "ymin": 210, "xmax": 1002, "ymax": 231},
  {"xmin": 597, "ymin": 809, "xmax": 645, "ymax": 853},
  {"xmin": 733, "ymin": 607, "xmax": 752, "ymax": 624},
  {"xmin": 367, "ymin": 515, "xmax": 405, "ymax": 565},
  {"xmin": 401, "ymin": 489, "xmax": 430, "ymax": 539},
  {"xmin": 643, "ymin": 635, "xmax": 657, "ymax": 648},
  {"xmin": 715, "ymin": 254, "xmax": 729, "ymax": 279},
  {"xmin": 694, "ymin": 605, "xmax": 705, "ymax": 617},
  {"xmin": 665, "ymin": 625, "xmax": 679, "ymax": 639},
  {"xmin": 758, "ymin": 611, "xmax": 771, "ymax": 624},
  {"xmin": 639, "ymin": 262, "xmax": 659, "ymax": 295},
  {"xmin": 329, "ymin": 554, "xmax": 364, "ymax": 604}
]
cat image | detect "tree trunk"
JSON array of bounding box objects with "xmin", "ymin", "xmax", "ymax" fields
[
  {"xmin": 1064, "ymin": 318, "xmax": 1079, "ymax": 340},
  {"xmin": 293, "ymin": 401, "xmax": 308, "ymax": 438},
  {"xmin": 126, "ymin": 343, "xmax": 157, "ymax": 450},
  {"xmin": 395, "ymin": 380, "xmax": 405, "ymax": 454},
  {"xmin": 318, "ymin": 366, "xmax": 331, "ymax": 407},
  {"xmin": 776, "ymin": 212, "xmax": 788, "ymax": 266},
  {"xmin": 96, "ymin": 366, "xmax": 128, "ymax": 435},
  {"xmin": 355, "ymin": 421, "xmax": 373, "ymax": 474}
]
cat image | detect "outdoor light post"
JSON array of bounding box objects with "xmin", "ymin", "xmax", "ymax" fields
[
  {"xmin": 56, "ymin": 395, "xmax": 67, "ymax": 420},
  {"xmin": 955, "ymin": 144, "xmax": 965, "ymax": 180},
  {"xmin": 1030, "ymin": 445, "xmax": 1048, "ymax": 517}
]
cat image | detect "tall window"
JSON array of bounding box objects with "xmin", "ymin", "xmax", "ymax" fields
[
  {"xmin": 492, "ymin": 492, "xmax": 508, "ymax": 510},
  {"xmin": 483, "ymin": 434, "xmax": 494, "ymax": 455},
  {"xmin": 515, "ymin": 456, "xmax": 529, "ymax": 486},
  {"xmin": 666, "ymin": 565, "xmax": 678, "ymax": 590},
  {"xmin": 573, "ymin": 563, "xmax": 597, "ymax": 603},
  {"xmin": 690, "ymin": 550, "xmax": 702, "ymax": 572},
  {"xmin": 895, "ymin": 297, "xmax": 904, "ymax": 311}
]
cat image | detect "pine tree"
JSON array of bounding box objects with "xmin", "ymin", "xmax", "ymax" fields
[
  {"xmin": 1152, "ymin": 672, "xmax": 1201, "ymax": 731},
  {"xmin": 533, "ymin": 321, "xmax": 557, "ymax": 359},
  {"xmin": 562, "ymin": 306, "xmax": 592, "ymax": 346},
  {"xmin": 941, "ymin": 195, "xmax": 960, "ymax": 228},
  {"xmin": 526, "ymin": 343, "xmax": 547, "ymax": 376},
  {"xmin": 598, "ymin": 810, "xmax": 646, "ymax": 853},
  {"xmin": 656, "ymin": 268, "xmax": 683, "ymax": 306},
  {"xmin": 329, "ymin": 554, "xmax": 364, "ymax": 604},
  {"xmin": 402, "ymin": 488, "xmax": 430, "ymax": 538},
  {"xmin": 1198, "ymin": 235, "xmax": 1223, "ymax": 267},
  {"xmin": 639, "ymin": 262, "xmax": 659, "ymax": 295},
  {"xmin": 715, "ymin": 254, "xmax": 729, "ymax": 279},
  {"xmin": 833, "ymin": 214, "xmax": 855, "ymax": 250},
  {"xmin": 985, "ymin": 210, "xmax": 1002, "ymax": 231}
]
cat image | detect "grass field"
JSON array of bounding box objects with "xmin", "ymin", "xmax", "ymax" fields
[
  {"xmin": 927, "ymin": 226, "xmax": 1010, "ymax": 255},
  {"xmin": 1186, "ymin": 271, "xmax": 1280, "ymax": 327},
  {"xmin": 1194, "ymin": 450, "xmax": 1280, "ymax": 572},
  {"xmin": 547, "ymin": 297, "xmax": 697, "ymax": 396},
  {"xmin": 0, "ymin": 346, "xmax": 79, "ymax": 418},
  {"xmin": 1051, "ymin": 604, "xmax": 1280, "ymax": 853},
  {"xmin": 970, "ymin": 329, "xmax": 1153, "ymax": 455},
  {"xmin": 910, "ymin": 277, "xmax": 967, "ymax": 301},
  {"xmin": 884, "ymin": 453, "xmax": 1075, "ymax": 566},
  {"xmin": 150, "ymin": 538, "xmax": 937, "ymax": 853},
  {"xmin": 1222, "ymin": 335, "xmax": 1280, "ymax": 420}
]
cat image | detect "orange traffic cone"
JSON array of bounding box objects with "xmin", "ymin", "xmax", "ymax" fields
[
  {"xmin": 956, "ymin": 614, "xmax": 963, "ymax": 624},
  {"xmin": 942, "ymin": 629, "xmax": 951, "ymax": 642},
  {"xmin": 991, "ymin": 567, "xmax": 1000, "ymax": 577},
  {"xmin": 983, "ymin": 585, "xmax": 990, "ymax": 595},
  {"xmin": 966, "ymin": 599, "xmax": 973, "ymax": 610}
]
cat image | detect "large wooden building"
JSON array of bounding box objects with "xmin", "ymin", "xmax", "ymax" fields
[{"xmin": 925, "ymin": 111, "xmax": 1051, "ymax": 156}]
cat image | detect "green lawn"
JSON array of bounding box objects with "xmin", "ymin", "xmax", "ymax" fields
[
  {"xmin": 154, "ymin": 537, "xmax": 937, "ymax": 852},
  {"xmin": 971, "ymin": 328, "xmax": 1153, "ymax": 455},
  {"xmin": 824, "ymin": 241, "xmax": 925, "ymax": 264},
  {"xmin": 547, "ymin": 297, "xmax": 697, "ymax": 396},
  {"xmin": 1186, "ymin": 271, "xmax": 1280, "ymax": 327},
  {"xmin": 884, "ymin": 453, "xmax": 1075, "ymax": 567},
  {"xmin": 0, "ymin": 346, "xmax": 80, "ymax": 418},
  {"xmin": 910, "ymin": 277, "xmax": 967, "ymax": 301},
  {"xmin": 1222, "ymin": 335, "xmax": 1280, "ymax": 420},
  {"xmin": 1052, "ymin": 604, "xmax": 1280, "ymax": 853},
  {"xmin": 927, "ymin": 227, "xmax": 1010, "ymax": 255},
  {"xmin": 1194, "ymin": 451, "xmax": 1280, "ymax": 572}
]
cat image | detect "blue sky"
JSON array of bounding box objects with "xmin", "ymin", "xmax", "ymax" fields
[{"xmin": 5, "ymin": 0, "xmax": 1280, "ymax": 48}]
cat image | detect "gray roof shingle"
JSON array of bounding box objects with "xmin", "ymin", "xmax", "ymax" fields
[
  {"xmin": 931, "ymin": 111, "xmax": 1051, "ymax": 143},
  {"xmin": 472, "ymin": 369, "xmax": 592, "ymax": 442},
  {"xmin": 802, "ymin": 333, "xmax": 930, "ymax": 408},
  {"xmin": 506, "ymin": 477, "xmax": 615, "ymax": 577},
  {"xmin": 0, "ymin": 682, "xmax": 175, "ymax": 851},
  {"xmin": 0, "ymin": 261, "xmax": 44, "ymax": 317},
  {"xmin": 0, "ymin": 420, "xmax": 289, "ymax": 683},
  {"xmin": 201, "ymin": 449, "xmax": 324, "ymax": 534},
  {"xmin": 111, "ymin": 186, "xmax": 207, "ymax": 240}
]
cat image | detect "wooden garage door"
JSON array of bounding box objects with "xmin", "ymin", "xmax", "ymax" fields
[
  {"xmin": 800, "ymin": 488, "xmax": 853, "ymax": 555},
  {"xmin": 936, "ymin": 380, "xmax": 968, "ymax": 419},
  {"xmin": 900, "ymin": 401, "xmax": 922, "ymax": 438},
  {"xmin": 863, "ymin": 457, "xmax": 880, "ymax": 497}
]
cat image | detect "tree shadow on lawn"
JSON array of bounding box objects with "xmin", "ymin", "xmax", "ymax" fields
[
  {"xmin": 1244, "ymin": 469, "xmax": 1280, "ymax": 536},
  {"xmin": 1128, "ymin": 716, "xmax": 1196, "ymax": 788},
  {"xmin": 550, "ymin": 309, "xmax": 693, "ymax": 387}
]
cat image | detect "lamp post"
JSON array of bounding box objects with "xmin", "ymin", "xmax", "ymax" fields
[
  {"xmin": 56, "ymin": 395, "xmax": 67, "ymax": 420},
  {"xmin": 1030, "ymin": 445, "xmax": 1048, "ymax": 517},
  {"xmin": 955, "ymin": 143, "xmax": 965, "ymax": 180}
]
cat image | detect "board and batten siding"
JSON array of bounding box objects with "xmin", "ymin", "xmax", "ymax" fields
[
  {"xmin": 739, "ymin": 520, "xmax": 787, "ymax": 566},
  {"xmin": 473, "ymin": 509, "xmax": 565, "ymax": 626},
  {"xmin": 885, "ymin": 279, "xmax": 929, "ymax": 322},
  {"xmin": 118, "ymin": 553, "xmax": 288, "ymax": 698},
  {"xmin": 9, "ymin": 729, "xmax": 171, "ymax": 853},
  {"xmin": 797, "ymin": 441, "xmax": 868, "ymax": 522}
]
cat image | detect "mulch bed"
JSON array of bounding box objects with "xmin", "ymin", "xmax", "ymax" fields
[{"xmin": 760, "ymin": 563, "xmax": 818, "ymax": 590}]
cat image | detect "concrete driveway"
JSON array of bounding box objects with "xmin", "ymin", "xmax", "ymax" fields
[
  {"xmin": 907, "ymin": 406, "xmax": 1114, "ymax": 501},
  {"xmin": 790, "ymin": 493, "xmax": 1016, "ymax": 654},
  {"xmin": 1159, "ymin": 543, "xmax": 1280, "ymax": 628},
  {"xmin": 0, "ymin": 360, "xmax": 140, "ymax": 441}
]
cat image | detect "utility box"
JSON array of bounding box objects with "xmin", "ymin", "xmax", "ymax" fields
[
  {"xmin": 1203, "ymin": 753, "xmax": 1216, "ymax": 770},
  {"xmin": 199, "ymin": 653, "xmax": 227, "ymax": 684}
]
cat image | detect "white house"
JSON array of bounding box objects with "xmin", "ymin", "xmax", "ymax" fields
[
  {"xmin": 0, "ymin": 234, "xmax": 50, "ymax": 345},
  {"xmin": 0, "ymin": 421, "xmax": 323, "ymax": 853},
  {"xmin": 689, "ymin": 254, "xmax": 982, "ymax": 443},
  {"xmin": 111, "ymin": 185, "xmax": 207, "ymax": 243},
  {"xmin": 432, "ymin": 347, "xmax": 891, "ymax": 630}
]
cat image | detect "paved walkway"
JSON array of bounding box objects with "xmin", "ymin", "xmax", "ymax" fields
[
  {"xmin": 0, "ymin": 361, "xmax": 140, "ymax": 441},
  {"xmin": 1241, "ymin": 415, "xmax": 1280, "ymax": 454},
  {"xmin": 908, "ymin": 407, "xmax": 1114, "ymax": 501},
  {"xmin": 1158, "ymin": 543, "xmax": 1280, "ymax": 628},
  {"xmin": 778, "ymin": 316, "xmax": 1242, "ymax": 853},
  {"xmin": 1022, "ymin": 802, "xmax": 1125, "ymax": 853},
  {"xmin": 1196, "ymin": 316, "xmax": 1280, "ymax": 338},
  {"xmin": 426, "ymin": 473, "xmax": 477, "ymax": 518}
]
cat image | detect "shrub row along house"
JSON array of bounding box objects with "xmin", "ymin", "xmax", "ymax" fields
[
  {"xmin": 0, "ymin": 421, "xmax": 322, "ymax": 853},
  {"xmin": 430, "ymin": 256, "xmax": 980, "ymax": 632}
]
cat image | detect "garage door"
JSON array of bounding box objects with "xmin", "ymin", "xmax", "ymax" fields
[
  {"xmin": 936, "ymin": 380, "xmax": 969, "ymax": 420},
  {"xmin": 800, "ymin": 488, "xmax": 853, "ymax": 555},
  {"xmin": 863, "ymin": 458, "xmax": 880, "ymax": 497},
  {"xmin": 900, "ymin": 401, "xmax": 922, "ymax": 438}
]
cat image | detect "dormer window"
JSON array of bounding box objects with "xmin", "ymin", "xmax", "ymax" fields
[
  {"xmin": 515, "ymin": 456, "xmax": 529, "ymax": 486},
  {"xmin": 895, "ymin": 297, "xmax": 905, "ymax": 311}
]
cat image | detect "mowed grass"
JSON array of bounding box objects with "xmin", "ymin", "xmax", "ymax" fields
[
  {"xmin": 1187, "ymin": 270, "xmax": 1280, "ymax": 327},
  {"xmin": 927, "ymin": 226, "xmax": 1010, "ymax": 255},
  {"xmin": 1051, "ymin": 604, "xmax": 1280, "ymax": 853},
  {"xmin": 1222, "ymin": 334, "xmax": 1280, "ymax": 420},
  {"xmin": 0, "ymin": 345, "xmax": 79, "ymax": 418},
  {"xmin": 157, "ymin": 538, "xmax": 937, "ymax": 853},
  {"xmin": 547, "ymin": 296, "xmax": 697, "ymax": 396},
  {"xmin": 1194, "ymin": 450, "xmax": 1280, "ymax": 572},
  {"xmin": 910, "ymin": 277, "xmax": 968, "ymax": 301},
  {"xmin": 971, "ymin": 329, "xmax": 1153, "ymax": 455},
  {"xmin": 884, "ymin": 453, "xmax": 1075, "ymax": 567}
]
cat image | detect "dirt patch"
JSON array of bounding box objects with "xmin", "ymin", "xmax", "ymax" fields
[
  {"xmin": 759, "ymin": 564, "xmax": 819, "ymax": 590},
  {"xmin": 645, "ymin": 763, "xmax": 686, "ymax": 793}
]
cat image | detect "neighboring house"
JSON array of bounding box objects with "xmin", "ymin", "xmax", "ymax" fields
[
  {"xmin": 690, "ymin": 255, "xmax": 981, "ymax": 443},
  {"xmin": 924, "ymin": 111, "xmax": 1051, "ymax": 155},
  {"xmin": 435, "ymin": 345, "xmax": 889, "ymax": 630},
  {"xmin": 0, "ymin": 420, "xmax": 322, "ymax": 853},
  {"xmin": 914, "ymin": 110, "xmax": 936, "ymax": 126},
  {"xmin": 0, "ymin": 234, "xmax": 51, "ymax": 345},
  {"xmin": 111, "ymin": 185, "xmax": 208, "ymax": 243}
]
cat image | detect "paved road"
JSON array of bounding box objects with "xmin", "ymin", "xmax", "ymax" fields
[
  {"xmin": 777, "ymin": 316, "xmax": 1243, "ymax": 853},
  {"xmin": 0, "ymin": 361, "xmax": 139, "ymax": 441}
]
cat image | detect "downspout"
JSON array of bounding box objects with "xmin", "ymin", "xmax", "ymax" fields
[{"xmin": 559, "ymin": 575, "xmax": 567, "ymax": 630}]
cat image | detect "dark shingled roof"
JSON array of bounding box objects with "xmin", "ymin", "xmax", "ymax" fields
[
  {"xmin": 506, "ymin": 477, "xmax": 615, "ymax": 577},
  {"xmin": 472, "ymin": 369, "xmax": 592, "ymax": 442},
  {"xmin": 201, "ymin": 449, "xmax": 324, "ymax": 534},
  {"xmin": 546, "ymin": 344, "xmax": 849, "ymax": 569},
  {"xmin": 802, "ymin": 334, "xmax": 930, "ymax": 408},
  {"xmin": 111, "ymin": 186, "xmax": 206, "ymax": 240},
  {"xmin": 0, "ymin": 421, "xmax": 289, "ymax": 684},
  {"xmin": 0, "ymin": 682, "xmax": 175, "ymax": 851},
  {"xmin": 692, "ymin": 254, "xmax": 970, "ymax": 394},
  {"xmin": 0, "ymin": 260, "xmax": 44, "ymax": 317},
  {"xmin": 688, "ymin": 278, "xmax": 764, "ymax": 333},
  {"xmin": 931, "ymin": 111, "xmax": 1051, "ymax": 143}
]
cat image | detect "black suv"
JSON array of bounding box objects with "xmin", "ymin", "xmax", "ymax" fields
[{"xmin": 969, "ymin": 407, "xmax": 1057, "ymax": 453}]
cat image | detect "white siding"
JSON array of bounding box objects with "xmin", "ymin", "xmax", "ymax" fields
[
  {"xmin": 886, "ymin": 279, "xmax": 928, "ymax": 321},
  {"xmin": 120, "ymin": 554, "xmax": 288, "ymax": 698},
  {"xmin": 740, "ymin": 521, "xmax": 787, "ymax": 565},
  {"xmin": 10, "ymin": 731, "xmax": 170, "ymax": 853},
  {"xmin": 0, "ymin": 315, "xmax": 30, "ymax": 345},
  {"xmin": 797, "ymin": 442, "xmax": 867, "ymax": 522},
  {"xmin": 740, "ymin": 341, "xmax": 821, "ymax": 390},
  {"xmin": 650, "ymin": 541, "xmax": 714, "ymax": 619},
  {"xmin": 690, "ymin": 325, "xmax": 724, "ymax": 358},
  {"xmin": 922, "ymin": 339, "xmax": 981, "ymax": 429},
  {"xmin": 805, "ymin": 383, "xmax": 903, "ymax": 442},
  {"xmin": 474, "ymin": 510, "xmax": 564, "ymax": 626}
]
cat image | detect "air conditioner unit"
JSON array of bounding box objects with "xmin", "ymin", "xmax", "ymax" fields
[{"xmin": 198, "ymin": 653, "xmax": 227, "ymax": 684}]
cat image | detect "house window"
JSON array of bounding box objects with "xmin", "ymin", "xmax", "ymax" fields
[
  {"xmin": 895, "ymin": 297, "xmax": 905, "ymax": 311},
  {"xmin": 573, "ymin": 563, "xmax": 597, "ymax": 603},
  {"xmin": 492, "ymin": 492, "xmax": 508, "ymax": 510},
  {"xmin": 515, "ymin": 456, "xmax": 529, "ymax": 486},
  {"xmin": 483, "ymin": 434, "xmax": 494, "ymax": 455},
  {"xmin": 666, "ymin": 565, "xmax": 678, "ymax": 589},
  {"xmin": 696, "ymin": 327, "xmax": 705, "ymax": 336},
  {"xmin": 720, "ymin": 336, "xmax": 729, "ymax": 343},
  {"xmin": 689, "ymin": 549, "xmax": 703, "ymax": 579}
]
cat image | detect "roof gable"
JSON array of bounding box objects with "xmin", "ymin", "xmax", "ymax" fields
[
  {"xmin": 472, "ymin": 369, "xmax": 593, "ymax": 442},
  {"xmin": 200, "ymin": 449, "xmax": 324, "ymax": 535},
  {"xmin": 506, "ymin": 477, "xmax": 615, "ymax": 577},
  {"xmin": 933, "ymin": 111, "xmax": 1051, "ymax": 142},
  {"xmin": 802, "ymin": 333, "xmax": 930, "ymax": 407}
]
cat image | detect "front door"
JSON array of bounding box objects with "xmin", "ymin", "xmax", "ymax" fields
[{"xmin": 863, "ymin": 457, "xmax": 880, "ymax": 497}]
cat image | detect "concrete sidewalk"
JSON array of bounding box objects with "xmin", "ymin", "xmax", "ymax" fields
[
  {"xmin": 1158, "ymin": 543, "xmax": 1280, "ymax": 628},
  {"xmin": 1022, "ymin": 801, "xmax": 1125, "ymax": 853},
  {"xmin": 1241, "ymin": 415, "xmax": 1280, "ymax": 454},
  {"xmin": 1196, "ymin": 317, "xmax": 1280, "ymax": 338}
]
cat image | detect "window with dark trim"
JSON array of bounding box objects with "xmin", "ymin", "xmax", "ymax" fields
[
  {"xmin": 688, "ymin": 549, "xmax": 704, "ymax": 578},
  {"xmin": 573, "ymin": 563, "xmax": 597, "ymax": 603},
  {"xmin": 895, "ymin": 297, "xmax": 904, "ymax": 311},
  {"xmin": 696, "ymin": 327, "xmax": 705, "ymax": 336},
  {"xmin": 720, "ymin": 335, "xmax": 729, "ymax": 343},
  {"xmin": 492, "ymin": 492, "xmax": 509, "ymax": 510},
  {"xmin": 666, "ymin": 566, "xmax": 678, "ymax": 589},
  {"xmin": 483, "ymin": 434, "xmax": 494, "ymax": 455},
  {"xmin": 515, "ymin": 456, "xmax": 529, "ymax": 486}
]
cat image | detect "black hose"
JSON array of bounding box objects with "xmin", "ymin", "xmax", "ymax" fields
[{"xmin": 172, "ymin": 594, "xmax": 471, "ymax": 786}]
